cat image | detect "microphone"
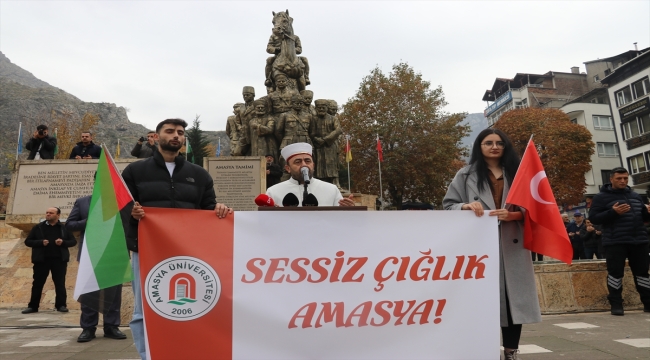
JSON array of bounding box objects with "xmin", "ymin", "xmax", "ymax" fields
[
  {"xmin": 300, "ymin": 166, "xmax": 310, "ymax": 184},
  {"xmin": 254, "ymin": 194, "xmax": 275, "ymax": 207},
  {"xmin": 282, "ymin": 193, "xmax": 300, "ymax": 207},
  {"xmin": 302, "ymin": 193, "xmax": 319, "ymax": 207}
]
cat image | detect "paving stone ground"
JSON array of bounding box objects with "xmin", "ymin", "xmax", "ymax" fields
[{"xmin": 0, "ymin": 308, "xmax": 648, "ymax": 359}]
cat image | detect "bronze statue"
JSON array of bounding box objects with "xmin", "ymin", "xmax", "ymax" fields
[
  {"xmin": 311, "ymin": 99, "xmax": 342, "ymax": 185},
  {"xmin": 268, "ymin": 73, "xmax": 298, "ymax": 115},
  {"xmin": 265, "ymin": 10, "xmax": 310, "ymax": 93},
  {"xmin": 226, "ymin": 103, "xmax": 244, "ymax": 156},
  {"xmin": 300, "ymin": 90, "xmax": 317, "ymax": 117},
  {"xmin": 276, "ymin": 94, "xmax": 313, "ymax": 152},
  {"xmin": 234, "ymin": 86, "xmax": 256, "ymax": 156},
  {"xmin": 248, "ymin": 100, "xmax": 279, "ymax": 160}
]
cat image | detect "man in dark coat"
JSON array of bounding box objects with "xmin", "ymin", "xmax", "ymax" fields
[
  {"xmin": 25, "ymin": 124, "xmax": 57, "ymax": 160},
  {"xmin": 589, "ymin": 167, "xmax": 650, "ymax": 315},
  {"xmin": 66, "ymin": 195, "xmax": 126, "ymax": 342},
  {"xmin": 567, "ymin": 211, "xmax": 586, "ymax": 260},
  {"xmin": 22, "ymin": 207, "xmax": 77, "ymax": 314},
  {"xmin": 69, "ymin": 132, "xmax": 102, "ymax": 159},
  {"xmin": 130, "ymin": 131, "xmax": 157, "ymax": 158},
  {"xmin": 122, "ymin": 118, "xmax": 233, "ymax": 359},
  {"xmin": 265, "ymin": 154, "xmax": 282, "ymax": 189}
]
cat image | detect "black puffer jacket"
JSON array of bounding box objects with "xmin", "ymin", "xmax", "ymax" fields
[
  {"xmin": 589, "ymin": 184, "xmax": 650, "ymax": 246},
  {"xmin": 122, "ymin": 150, "xmax": 217, "ymax": 252}
]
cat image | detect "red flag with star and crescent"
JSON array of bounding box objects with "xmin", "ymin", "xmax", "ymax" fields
[{"xmin": 506, "ymin": 139, "xmax": 573, "ymax": 264}]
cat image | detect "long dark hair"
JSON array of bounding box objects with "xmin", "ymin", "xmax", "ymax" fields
[{"xmin": 469, "ymin": 128, "xmax": 520, "ymax": 192}]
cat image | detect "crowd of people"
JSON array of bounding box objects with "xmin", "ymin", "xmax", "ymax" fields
[{"xmin": 15, "ymin": 123, "xmax": 650, "ymax": 360}]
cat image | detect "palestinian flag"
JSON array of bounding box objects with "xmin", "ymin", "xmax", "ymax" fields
[{"xmin": 74, "ymin": 144, "xmax": 133, "ymax": 313}]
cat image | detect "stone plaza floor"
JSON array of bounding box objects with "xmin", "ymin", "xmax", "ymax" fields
[{"xmin": 0, "ymin": 308, "xmax": 648, "ymax": 359}]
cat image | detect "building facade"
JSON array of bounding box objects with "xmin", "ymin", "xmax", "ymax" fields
[
  {"xmin": 482, "ymin": 69, "xmax": 589, "ymax": 127},
  {"xmin": 601, "ymin": 49, "xmax": 650, "ymax": 193},
  {"xmin": 561, "ymin": 88, "xmax": 621, "ymax": 196}
]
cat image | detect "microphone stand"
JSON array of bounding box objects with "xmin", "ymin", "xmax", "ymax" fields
[{"xmin": 303, "ymin": 182, "xmax": 309, "ymax": 205}]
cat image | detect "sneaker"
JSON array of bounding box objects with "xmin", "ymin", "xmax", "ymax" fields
[
  {"xmin": 77, "ymin": 328, "xmax": 96, "ymax": 343},
  {"xmin": 611, "ymin": 303, "xmax": 624, "ymax": 316},
  {"xmin": 21, "ymin": 308, "xmax": 38, "ymax": 314},
  {"xmin": 504, "ymin": 349, "xmax": 520, "ymax": 360},
  {"xmin": 56, "ymin": 306, "xmax": 69, "ymax": 313},
  {"xmin": 103, "ymin": 327, "xmax": 127, "ymax": 340}
]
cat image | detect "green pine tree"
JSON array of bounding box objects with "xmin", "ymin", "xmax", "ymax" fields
[{"xmin": 186, "ymin": 115, "xmax": 210, "ymax": 165}]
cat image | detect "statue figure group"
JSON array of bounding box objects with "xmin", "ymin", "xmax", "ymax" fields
[{"xmin": 225, "ymin": 9, "xmax": 343, "ymax": 186}]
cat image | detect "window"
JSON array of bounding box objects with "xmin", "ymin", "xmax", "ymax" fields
[
  {"xmin": 597, "ymin": 143, "xmax": 619, "ymax": 157},
  {"xmin": 621, "ymin": 114, "xmax": 650, "ymax": 139},
  {"xmin": 622, "ymin": 121, "xmax": 640, "ymax": 139},
  {"xmin": 632, "ymin": 77, "xmax": 650, "ymax": 99},
  {"xmin": 629, "ymin": 153, "xmax": 647, "ymax": 174},
  {"xmin": 604, "ymin": 69, "xmax": 611, "ymax": 76},
  {"xmin": 616, "ymin": 87, "xmax": 633, "ymax": 106},
  {"xmin": 641, "ymin": 114, "xmax": 650, "ymax": 134},
  {"xmin": 593, "ymin": 115, "xmax": 613, "ymax": 130},
  {"xmin": 601, "ymin": 170, "xmax": 612, "ymax": 186},
  {"xmin": 593, "ymin": 75, "xmax": 600, "ymax": 82},
  {"xmin": 571, "ymin": 118, "xmax": 577, "ymax": 124}
]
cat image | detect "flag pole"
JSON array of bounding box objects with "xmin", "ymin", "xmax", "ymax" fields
[
  {"xmin": 16, "ymin": 122, "xmax": 22, "ymax": 160},
  {"xmin": 377, "ymin": 134, "xmax": 383, "ymax": 210},
  {"xmin": 346, "ymin": 134, "xmax": 351, "ymax": 191}
]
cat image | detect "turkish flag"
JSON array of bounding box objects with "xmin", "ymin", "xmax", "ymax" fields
[{"xmin": 505, "ymin": 140, "xmax": 573, "ymax": 264}]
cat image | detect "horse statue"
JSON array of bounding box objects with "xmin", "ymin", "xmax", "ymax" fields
[{"xmin": 265, "ymin": 10, "xmax": 310, "ymax": 93}]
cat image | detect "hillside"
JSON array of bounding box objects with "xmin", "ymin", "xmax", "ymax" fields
[{"xmin": 0, "ymin": 52, "xmax": 228, "ymax": 177}]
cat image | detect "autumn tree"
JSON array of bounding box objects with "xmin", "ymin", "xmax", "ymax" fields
[
  {"xmin": 186, "ymin": 115, "xmax": 210, "ymax": 165},
  {"xmin": 493, "ymin": 107, "xmax": 594, "ymax": 205},
  {"xmin": 52, "ymin": 110, "xmax": 99, "ymax": 159},
  {"xmin": 339, "ymin": 63, "xmax": 469, "ymax": 209}
]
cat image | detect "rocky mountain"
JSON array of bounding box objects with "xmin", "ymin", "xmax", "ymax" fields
[
  {"xmin": 460, "ymin": 112, "xmax": 488, "ymax": 159},
  {"xmin": 0, "ymin": 51, "xmax": 228, "ymax": 177}
]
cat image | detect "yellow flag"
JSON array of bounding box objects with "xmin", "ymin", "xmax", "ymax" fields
[{"xmin": 116, "ymin": 139, "xmax": 121, "ymax": 158}]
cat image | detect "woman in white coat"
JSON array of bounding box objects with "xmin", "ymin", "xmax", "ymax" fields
[{"xmin": 443, "ymin": 129, "xmax": 541, "ymax": 360}]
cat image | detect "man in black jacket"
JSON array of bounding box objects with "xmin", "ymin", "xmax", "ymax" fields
[
  {"xmin": 589, "ymin": 167, "xmax": 650, "ymax": 315},
  {"xmin": 25, "ymin": 125, "xmax": 57, "ymax": 160},
  {"xmin": 265, "ymin": 154, "xmax": 282, "ymax": 189},
  {"xmin": 69, "ymin": 132, "xmax": 102, "ymax": 159},
  {"xmin": 130, "ymin": 131, "xmax": 157, "ymax": 158},
  {"xmin": 122, "ymin": 118, "xmax": 232, "ymax": 360},
  {"xmin": 22, "ymin": 207, "xmax": 77, "ymax": 314},
  {"xmin": 66, "ymin": 195, "xmax": 126, "ymax": 342}
]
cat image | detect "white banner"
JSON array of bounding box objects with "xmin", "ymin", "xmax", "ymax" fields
[{"xmin": 233, "ymin": 211, "xmax": 499, "ymax": 359}]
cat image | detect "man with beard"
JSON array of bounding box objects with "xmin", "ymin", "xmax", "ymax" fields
[
  {"xmin": 266, "ymin": 142, "xmax": 354, "ymax": 207},
  {"xmin": 121, "ymin": 118, "xmax": 233, "ymax": 359},
  {"xmin": 69, "ymin": 132, "xmax": 102, "ymax": 159}
]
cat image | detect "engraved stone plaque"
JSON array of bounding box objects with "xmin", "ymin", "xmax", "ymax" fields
[
  {"xmin": 7, "ymin": 159, "xmax": 139, "ymax": 216},
  {"xmin": 204, "ymin": 157, "xmax": 266, "ymax": 211}
]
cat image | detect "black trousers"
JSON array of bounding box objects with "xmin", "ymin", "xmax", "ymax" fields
[
  {"xmin": 531, "ymin": 252, "xmax": 544, "ymax": 261},
  {"xmin": 604, "ymin": 243, "xmax": 650, "ymax": 306},
  {"xmin": 572, "ymin": 243, "xmax": 584, "ymax": 260},
  {"xmin": 501, "ymin": 293, "xmax": 522, "ymax": 349},
  {"xmin": 80, "ymin": 284, "xmax": 123, "ymax": 330},
  {"xmin": 28, "ymin": 258, "xmax": 67, "ymax": 309}
]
